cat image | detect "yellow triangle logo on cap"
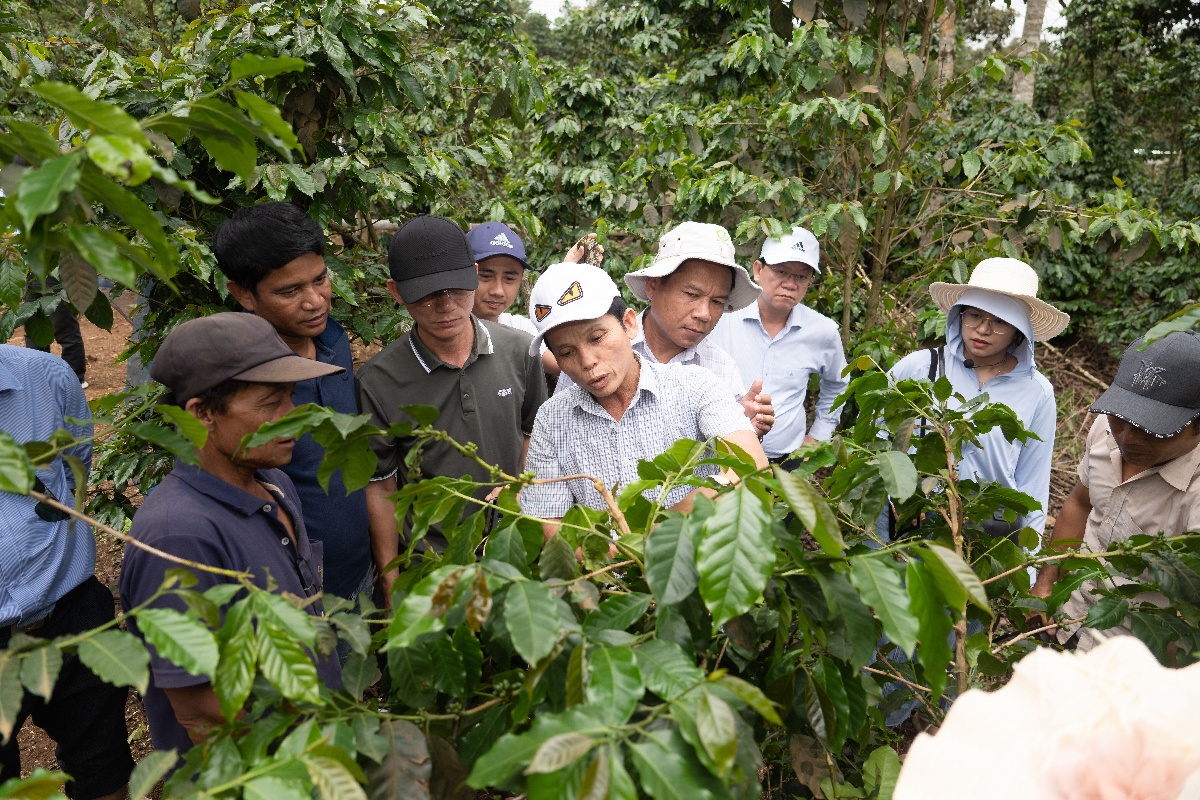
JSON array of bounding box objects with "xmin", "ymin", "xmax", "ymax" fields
[
  {"xmin": 558, "ymin": 281, "xmax": 583, "ymax": 306},
  {"xmin": 534, "ymin": 304, "xmax": 552, "ymax": 321}
]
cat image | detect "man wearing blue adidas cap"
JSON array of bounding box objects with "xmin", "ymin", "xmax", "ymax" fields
[{"xmin": 467, "ymin": 221, "xmax": 600, "ymax": 379}]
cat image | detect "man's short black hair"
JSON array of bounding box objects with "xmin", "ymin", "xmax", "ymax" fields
[
  {"xmin": 191, "ymin": 378, "xmax": 250, "ymax": 415},
  {"xmin": 212, "ymin": 202, "xmax": 325, "ymax": 292},
  {"xmin": 608, "ymin": 296, "xmax": 628, "ymax": 327}
]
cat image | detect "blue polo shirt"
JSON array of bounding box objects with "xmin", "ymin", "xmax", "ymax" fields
[
  {"xmin": 283, "ymin": 318, "xmax": 370, "ymax": 599},
  {"xmin": 120, "ymin": 462, "xmax": 342, "ymax": 754}
]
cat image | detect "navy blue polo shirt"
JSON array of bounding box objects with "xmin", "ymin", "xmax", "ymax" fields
[
  {"xmin": 120, "ymin": 462, "xmax": 342, "ymax": 754},
  {"xmin": 283, "ymin": 318, "xmax": 371, "ymax": 599}
]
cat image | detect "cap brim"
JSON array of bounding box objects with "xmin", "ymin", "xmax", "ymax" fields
[
  {"xmin": 1089, "ymin": 384, "xmax": 1200, "ymax": 438},
  {"xmin": 479, "ymin": 253, "xmax": 533, "ymax": 272},
  {"xmin": 234, "ymin": 355, "xmax": 344, "ymax": 385},
  {"xmin": 929, "ymin": 283, "xmax": 1070, "ymax": 341},
  {"xmin": 625, "ymin": 256, "xmax": 761, "ymax": 310},
  {"xmin": 396, "ymin": 265, "xmax": 479, "ymax": 303}
]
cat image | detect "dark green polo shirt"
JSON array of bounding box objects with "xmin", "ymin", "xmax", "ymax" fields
[{"xmin": 357, "ymin": 316, "xmax": 546, "ymax": 548}]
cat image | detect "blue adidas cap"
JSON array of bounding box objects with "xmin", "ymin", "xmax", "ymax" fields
[{"xmin": 467, "ymin": 222, "xmax": 532, "ymax": 272}]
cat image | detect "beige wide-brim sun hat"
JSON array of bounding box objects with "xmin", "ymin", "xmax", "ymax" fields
[
  {"xmin": 624, "ymin": 221, "xmax": 761, "ymax": 311},
  {"xmin": 929, "ymin": 257, "xmax": 1070, "ymax": 341}
]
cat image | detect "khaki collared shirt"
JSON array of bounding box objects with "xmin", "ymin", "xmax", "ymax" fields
[{"xmin": 1060, "ymin": 414, "xmax": 1200, "ymax": 650}]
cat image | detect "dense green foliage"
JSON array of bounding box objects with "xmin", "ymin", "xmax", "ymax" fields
[{"xmin": 3, "ymin": 0, "xmax": 1200, "ymax": 797}]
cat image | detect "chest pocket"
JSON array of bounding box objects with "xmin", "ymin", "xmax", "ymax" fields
[{"xmin": 1095, "ymin": 499, "xmax": 1145, "ymax": 551}]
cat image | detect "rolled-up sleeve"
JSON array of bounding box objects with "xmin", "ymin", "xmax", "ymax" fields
[{"xmin": 809, "ymin": 329, "xmax": 849, "ymax": 441}]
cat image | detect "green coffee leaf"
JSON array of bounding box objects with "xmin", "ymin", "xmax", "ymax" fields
[
  {"xmin": 922, "ymin": 542, "xmax": 990, "ymax": 612},
  {"xmin": 129, "ymin": 749, "xmax": 177, "ymax": 800},
  {"xmin": 906, "ymin": 560, "xmax": 952, "ymax": 699},
  {"xmin": 774, "ymin": 468, "xmax": 844, "ymax": 556},
  {"xmin": 586, "ymin": 645, "xmax": 643, "ymax": 725},
  {"xmin": 583, "ymin": 593, "xmax": 652, "ymax": 637},
  {"xmin": 696, "ymin": 690, "xmax": 737, "ymax": 777},
  {"xmin": 629, "ymin": 728, "xmax": 723, "ymax": 800},
  {"xmin": 18, "ymin": 645, "xmax": 61, "ymax": 701},
  {"xmin": 875, "ymin": 451, "xmax": 918, "ymax": 501},
  {"xmin": 31, "ymin": 82, "xmax": 149, "ymax": 145},
  {"xmin": 645, "ymin": 515, "xmax": 699, "ymax": 604},
  {"xmin": 503, "ymin": 581, "xmax": 560, "ymax": 665},
  {"xmin": 305, "ymin": 754, "xmax": 368, "ymax": 800},
  {"xmin": 15, "ymin": 151, "xmax": 82, "ymax": 231},
  {"xmin": 243, "ymin": 775, "xmax": 312, "ymax": 800},
  {"xmin": 257, "ymin": 624, "xmax": 321, "ymax": 705},
  {"xmin": 714, "ymin": 673, "xmax": 782, "ymax": 725},
  {"xmin": 77, "ymin": 629, "xmax": 149, "ymax": 692},
  {"xmin": 849, "ymin": 558, "xmax": 919, "ymax": 656},
  {"xmin": 525, "ymin": 732, "xmax": 596, "ymax": 775},
  {"xmin": 1084, "ymin": 595, "xmax": 1129, "ymax": 630},
  {"xmin": 230, "ymin": 54, "xmax": 308, "ymax": 81},
  {"xmin": 383, "ymin": 564, "xmax": 464, "ymax": 650},
  {"xmin": 697, "ymin": 486, "xmax": 775, "ymax": 627},
  {"xmin": 135, "ymin": 607, "xmax": 219, "ymax": 678},
  {"xmin": 636, "ymin": 640, "xmax": 704, "ymax": 701},
  {"xmin": 0, "ymin": 653, "xmax": 22, "ymax": 742}
]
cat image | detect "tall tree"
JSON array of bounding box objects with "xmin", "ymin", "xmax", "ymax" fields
[{"xmin": 1012, "ymin": 0, "xmax": 1049, "ymax": 105}]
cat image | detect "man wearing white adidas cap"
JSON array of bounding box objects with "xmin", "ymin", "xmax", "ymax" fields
[
  {"xmin": 710, "ymin": 226, "xmax": 849, "ymax": 462},
  {"xmin": 559, "ymin": 221, "xmax": 775, "ymax": 438},
  {"xmin": 521, "ymin": 263, "xmax": 768, "ymax": 533}
]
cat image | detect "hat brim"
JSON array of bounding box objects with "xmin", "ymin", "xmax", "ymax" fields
[
  {"xmin": 395, "ymin": 264, "xmax": 479, "ymax": 303},
  {"xmin": 235, "ymin": 355, "xmax": 344, "ymax": 386},
  {"xmin": 625, "ymin": 255, "xmax": 760, "ymax": 311},
  {"xmin": 478, "ymin": 252, "xmax": 533, "ymax": 272},
  {"xmin": 929, "ymin": 283, "xmax": 1069, "ymax": 341},
  {"xmin": 1089, "ymin": 384, "xmax": 1200, "ymax": 438}
]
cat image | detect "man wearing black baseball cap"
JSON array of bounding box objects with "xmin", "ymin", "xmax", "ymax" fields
[
  {"xmin": 1033, "ymin": 331, "xmax": 1200, "ymax": 651},
  {"xmin": 120, "ymin": 313, "xmax": 344, "ymax": 751},
  {"xmin": 357, "ymin": 216, "xmax": 547, "ymax": 598}
]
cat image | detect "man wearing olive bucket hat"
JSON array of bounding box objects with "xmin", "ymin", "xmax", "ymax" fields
[
  {"xmin": 884, "ymin": 257, "xmax": 1070, "ymax": 543},
  {"xmin": 1035, "ymin": 331, "xmax": 1200, "ymax": 651}
]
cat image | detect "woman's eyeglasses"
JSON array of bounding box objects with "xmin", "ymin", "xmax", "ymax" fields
[{"xmin": 960, "ymin": 309, "xmax": 1014, "ymax": 335}]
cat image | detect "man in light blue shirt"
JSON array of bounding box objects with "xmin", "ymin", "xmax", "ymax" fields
[
  {"xmin": 0, "ymin": 345, "xmax": 133, "ymax": 799},
  {"xmin": 710, "ymin": 227, "xmax": 848, "ymax": 461}
]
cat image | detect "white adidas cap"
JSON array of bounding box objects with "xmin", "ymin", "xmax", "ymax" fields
[
  {"xmin": 760, "ymin": 226, "xmax": 820, "ymax": 273},
  {"xmin": 527, "ymin": 262, "xmax": 622, "ymax": 357}
]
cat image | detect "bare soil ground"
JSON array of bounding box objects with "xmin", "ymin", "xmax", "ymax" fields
[{"xmin": 8, "ymin": 304, "xmax": 1120, "ymax": 785}]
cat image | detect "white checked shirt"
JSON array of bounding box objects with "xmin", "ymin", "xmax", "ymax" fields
[
  {"xmin": 557, "ymin": 310, "xmax": 747, "ymax": 400},
  {"xmin": 522, "ymin": 358, "xmax": 753, "ymax": 517},
  {"xmin": 709, "ymin": 301, "xmax": 848, "ymax": 457}
]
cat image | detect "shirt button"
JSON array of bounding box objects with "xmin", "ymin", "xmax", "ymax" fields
[
  {"xmin": 263, "ymin": 504, "xmax": 272, "ymax": 512},
  {"xmin": 281, "ymin": 537, "xmax": 289, "ymax": 545}
]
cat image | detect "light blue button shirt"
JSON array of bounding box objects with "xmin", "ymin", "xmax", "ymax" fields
[
  {"xmin": 709, "ymin": 301, "xmax": 849, "ymax": 457},
  {"xmin": 0, "ymin": 345, "xmax": 94, "ymax": 626}
]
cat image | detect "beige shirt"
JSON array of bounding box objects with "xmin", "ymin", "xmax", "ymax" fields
[{"xmin": 1060, "ymin": 414, "xmax": 1200, "ymax": 650}]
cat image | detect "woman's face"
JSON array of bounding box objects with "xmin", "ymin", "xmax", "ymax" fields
[{"xmin": 959, "ymin": 306, "xmax": 1019, "ymax": 361}]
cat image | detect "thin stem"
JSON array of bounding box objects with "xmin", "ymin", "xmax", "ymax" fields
[{"xmin": 991, "ymin": 617, "xmax": 1084, "ymax": 654}]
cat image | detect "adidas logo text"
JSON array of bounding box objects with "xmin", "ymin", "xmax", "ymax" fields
[{"xmin": 490, "ymin": 233, "xmax": 514, "ymax": 249}]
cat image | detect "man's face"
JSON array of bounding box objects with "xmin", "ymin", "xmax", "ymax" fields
[
  {"xmin": 389, "ymin": 280, "xmax": 476, "ymax": 348},
  {"xmin": 200, "ymin": 382, "xmax": 298, "ymax": 470},
  {"xmin": 228, "ymin": 252, "xmax": 331, "ymax": 343},
  {"xmin": 546, "ymin": 309, "xmax": 639, "ymax": 399},
  {"xmin": 1108, "ymin": 415, "xmax": 1200, "ymax": 469},
  {"xmin": 643, "ymin": 259, "xmax": 733, "ymax": 352},
  {"xmin": 474, "ymin": 256, "xmax": 525, "ymax": 322},
  {"xmin": 753, "ymin": 260, "xmax": 813, "ymax": 313}
]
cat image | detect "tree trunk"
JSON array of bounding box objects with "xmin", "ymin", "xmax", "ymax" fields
[
  {"xmin": 1012, "ymin": 0, "xmax": 1048, "ymax": 107},
  {"xmin": 937, "ymin": 1, "xmax": 956, "ymax": 88}
]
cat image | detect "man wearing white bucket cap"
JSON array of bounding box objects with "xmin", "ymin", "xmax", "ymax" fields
[
  {"xmin": 710, "ymin": 226, "xmax": 849, "ymax": 462},
  {"xmin": 885, "ymin": 257, "xmax": 1069, "ymax": 542},
  {"xmin": 560, "ymin": 222, "xmax": 775, "ymax": 437},
  {"xmin": 521, "ymin": 263, "xmax": 769, "ymax": 532},
  {"xmin": 1034, "ymin": 331, "xmax": 1200, "ymax": 651}
]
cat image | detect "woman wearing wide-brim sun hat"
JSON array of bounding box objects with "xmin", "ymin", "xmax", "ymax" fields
[{"xmin": 884, "ymin": 257, "xmax": 1070, "ymax": 543}]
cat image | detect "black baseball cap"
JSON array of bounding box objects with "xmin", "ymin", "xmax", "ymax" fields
[
  {"xmin": 151, "ymin": 313, "xmax": 342, "ymax": 405},
  {"xmin": 387, "ymin": 215, "xmax": 478, "ymax": 302},
  {"xmin": 1090, "ymin": 331, "xmax": 1200, "ymax": 438}
]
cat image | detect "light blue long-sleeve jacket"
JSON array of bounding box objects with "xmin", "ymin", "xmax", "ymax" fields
[{"xmin": 888, "ymin": 289, "xmax": 1056, "ymax": 535}]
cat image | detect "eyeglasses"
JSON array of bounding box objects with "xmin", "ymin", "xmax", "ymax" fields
[
  {"xmin": 32, "ymin": 476, "xmax": 69, "ymax": 523},
  {"xmin": 409, "ymin": 289, "xmax": 473, "ymax": 309},
  {"xmin": 960, "ymin": 309, "xmax": 1014, "ymax": 335},
  {"xmin": 764, "ymin": 264, "xmax": 813, "ymax": 284}
]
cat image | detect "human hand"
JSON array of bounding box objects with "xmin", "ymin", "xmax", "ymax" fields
[
  {"xmin": 740, "ymin": 379, "xmax": 775, "ymax": 437},
  {"xmin": 565, "ymin": 233, "xmax": 604, "ymax": 266}
]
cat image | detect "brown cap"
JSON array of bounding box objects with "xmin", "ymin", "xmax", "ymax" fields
[{"xmin": 151, "ymin": 312, "xmax": 343, "ymax": 404}]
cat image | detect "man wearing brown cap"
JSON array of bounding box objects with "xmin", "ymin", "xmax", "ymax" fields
[
  {"xmin": 357, "ymin": 216, "xmax": 547, "ymax": 597},
  {"xmin": 120, "ymin": 313, "xmax": 344, "ymax": 752},
  {"xmin": 1033, "ymin": 331, "xmax": 1200, "ymax": 651}
]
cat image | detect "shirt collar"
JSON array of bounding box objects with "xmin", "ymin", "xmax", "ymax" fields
[
  {"xmin": 1105, "ymin": 422, "xmax": 1200, "ymax": 492},
  {"xmin": 313, "ymin": 317, "xmax": 344, "ymax": 363},
  {"xmin": 633, "ymin": 310, "xmax": 699, "ymax": 365},
  {"xmin": 408, "ymin": 316, "xmax": 491, "ymax": 375},
  {"xmin": 171, "ymin": 461, "xmax": 292, "ymax": 517}
]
